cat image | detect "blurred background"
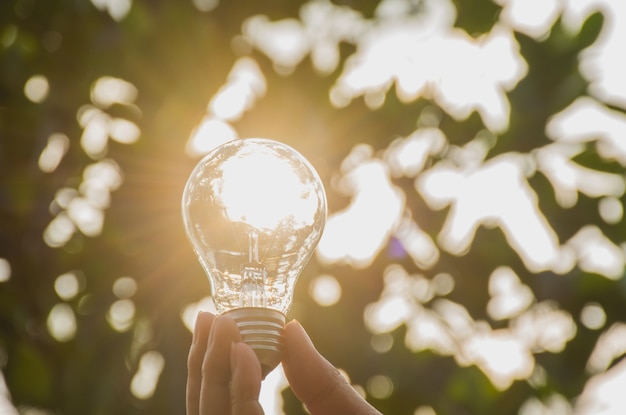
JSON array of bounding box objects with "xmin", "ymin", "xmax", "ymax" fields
[{"xmin": 1, "ymin": 0, "xmax": 626, "ymax": 413}]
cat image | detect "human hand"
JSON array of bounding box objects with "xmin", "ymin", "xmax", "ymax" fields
[
  {"xmin": 186, "ymin": 311, "xmax": 382, "ymax": 415},
  {"xmin": 186, "ymin": 312, "xmax": 264, "ymax": 415}
]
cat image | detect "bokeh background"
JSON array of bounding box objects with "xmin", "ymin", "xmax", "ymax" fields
[{"xmin": 2, "ymin": 0, "xmax": 626, "ymax": 414}]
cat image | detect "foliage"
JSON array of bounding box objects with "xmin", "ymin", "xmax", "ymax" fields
[{"xmin": 1, "ymin": 0, "xmax": 625, "ymax": 414}]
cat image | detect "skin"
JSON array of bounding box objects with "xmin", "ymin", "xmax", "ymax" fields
[{"xmin": 187, "ymin": 312, "xmax": 381, "ymax": 415}]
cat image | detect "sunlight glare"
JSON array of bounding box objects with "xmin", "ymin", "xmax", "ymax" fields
[
  {"xmin": 598, "ymin": 197, "xmax": 623, "ymax": 224},
  {"xmin": 414, "ymin": 406, "xmax": 437, "ymax": 415},
  {"xmin": 186, "ymin": 117, "xmax": 237, "ymax": 157},
  {"xmin": 433, "ymin": 299, "xmax": 475, "ymax": 339},
  {"xmin": 371, "ymin": 333, "xmax": 394, "ymax": 354},
  {"xmin": 487, "ymin": 267, "xmax": 534, "ymax": 321},
  {"xmin": 309, "ymin": 274, "xmax": 341, "ymax": 307},
  {"xmin": 52, "ymin": 188, "xmax": 78, "ymax": 211},
  {"xmin": 78, "ymin": 102, "xmax": 140, "ymax": 158},
  {"xmin": 519, "ymin": 394, "xmax": 572, "ymax": 415},
  {"xmin": 54, "ymin": 272, "xmax": 82, "ymax": 301},
  {"xmin": 566, "ymin": 225, "xmax": 624, "ymax": 280},
  {"xmin": 130, "ymin": 351, "xmax": 165, "ymax": 400},
  {"xmin": 586, "ymin": 323, "xmax": 626, "ymax": 373},
  {"xmin": 563, "ymin": 0, "xmax": 626, "ymax": 109},
  {"xmin": 181, "ymin": 296, "xmax": 217, "ymax": 333},
  {"xmin": 536, "ymin": 143, "xmax": 625, "ymax": 208},
  {"xmin": 367, "ymin": 375, "xmax": 393, "ymax": 399},
  {"xmin": 113, "ymin": 277, "xmax": 137, "ymax": 299},
  {"xmin": 580, "ymin": 303, "xmax": 606, "ymax": 330},
  {"xmin": 317, "ymin": 158, "xmax": 404, "ymax": 268},
  {"xmin": 209, "ymin": 57, "xmax": 266, "ymax": 121},
  {"xmin": 108, "ymin": 118, "xmax": 140, "ymax": 144},
  {"xmin": 393, "ymin": 216, "xmax": 439, "ymax": 270},
  {"xmin": 546, "ymin": 97, "xmax": 626, "ymax": 166},
  {"xmin": 84, "ymin": 159, "xmax": 123, "ymax": 190},
  {"xmin": 417, "ymin": 154, "xmax": 562, "ymax": 273},
  {"xmin": 245, "ymin": 1, "xmax": 365, "ymax": 76},
  {"xmin": 511, "ymin": 302, "xmax": 576, "ymax": 353},
  {"xmin": 365, "ymin": 296, "xmax": 414, "ymax": 334},
  {"xmin": 0, "ymin": 259, "xmax": 11, "ymax": 282},
  {"xmin": 576, "ymin": 358, "xmax": 626, "ymax": 415},
  {"xmin": 259, "ymin": 366, "xmax": 288, "ymax": 415},
  {"xmin": 330, "ymin": 0, "xmax": 527, "ymax": 133},
  {"xmin": 91, "ymin": 76, "xmax": 137, "ymax": 108},
  {"xmin": 24, "ymin": 74, "xmax": 49, "ymax": 103},
  {"xmin": 47, "ymin": 303, "xmax": 77, "ymax": 342},
  {"xmin": 300, "ymin": 0, "xmax": 366, "ymax": 75},
  {"xmin": 67, "ymin": 197, "xmax": 104, "ymax": 237},
  {"xmin": 405, "ymin": 308, "xmax": 456, "ymax": 355},
  {"xmin": 107, "ymin": 299, "xmax": 135, "ymax": 332},
  {"xmin": 432, "ymin": 273, "xmax": 454, "ymax": 296},
  {"xmin": 43, "ymin": 212, "xmax": 75, "ymax": 248},
  {"xmin": 217, "ymin": 148, "xmax": 319, "ymax": 230},
  {"xmin": 192, "ymin": 0, "xmax": 218, "ymax": 12},
  {"xmin": 80, "ymin": 110, "xmax": 109, "ymax": 158},
  {"xmin": 0, "ymin": 372, "xmax": 18, "ymax": 415},
  {"xmin": 243, "ymin": 16, "xmax": 308, "ymax": 75},
  {"xmin": 364, "ymin": 264, "xmax": 420, "ymax": 334},
  {"xmin": 461, "ymin": 329, "xmax": 534, "ymax": 390},
  {"xmin": 38, "ymin": 133, "xmax": 70, "ymax": 173},
  {"xmin": 494, "ymin": 0, "xmax": 562, "ymax": 39},
  {"xmin": 384, "ymin": 128, "xmax": 447, "ymax": 178}
]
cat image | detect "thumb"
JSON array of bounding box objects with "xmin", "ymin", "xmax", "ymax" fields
[{"xmin": 282, "ymin": 320, "xmax": 381, "ymax": 415}]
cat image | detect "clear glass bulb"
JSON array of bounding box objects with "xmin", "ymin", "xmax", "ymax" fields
[{"xmin": 182, "ymin": 138, "xmax": 327, "ymax": 376}]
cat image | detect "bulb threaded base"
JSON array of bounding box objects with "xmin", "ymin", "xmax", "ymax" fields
[{"xmin": 222, "ymin": 307, "xmax": 286, "ymax": 379}]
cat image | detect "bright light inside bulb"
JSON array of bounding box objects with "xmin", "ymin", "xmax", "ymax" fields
[{"xmin": 218, "ymin": 149, "xmax": 319, "ymax": 230}]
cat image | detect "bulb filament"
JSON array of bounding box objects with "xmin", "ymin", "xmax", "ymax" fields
[{"xmin": 241, "ymin": 230, "xmax": 267, "ymax": 307}]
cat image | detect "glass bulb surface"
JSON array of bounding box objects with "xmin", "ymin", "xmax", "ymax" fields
[
  {"xmin": 182, "ymin": 139, "xmax": 326, "ymax": 376},
  {"xmin": 182, "ymin": 138, "xmax": 326, "ymax": 315}
]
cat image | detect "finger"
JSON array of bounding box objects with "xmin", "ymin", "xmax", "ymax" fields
[
  {"xmin": 282, "ymin": 320, "xmax": 381, "ymax": 415},
  {"xmin": 230, "ymin": 342, "xmax": 264, "ymax": 415},
  {"xmin": 199, "ymin": 314, "xmax": 242, "ymax": 415},
  {"xmin": 187, "ymin": 312, "xmax": 215, "ymax": 415}
]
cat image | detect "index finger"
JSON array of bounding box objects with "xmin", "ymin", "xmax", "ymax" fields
[
  {"xmin": 282, "ymin": 320, "xmax": 381, "ymax": 415},
  {"xmin": 187, "ymin": 312, "xmax": 215, "ymax": 415}
]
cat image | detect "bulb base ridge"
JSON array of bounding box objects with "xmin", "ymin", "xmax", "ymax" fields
[{"xmin": 222, "ymin": 307, "xmax": 286, "ymax": 379}]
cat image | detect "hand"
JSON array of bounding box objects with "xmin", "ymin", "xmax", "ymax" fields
[
  {"xmin": 186, "ymin": 312, "xmax": 381, "ymax": 415},
  {"xmin": 187, "ymin": 312, "xmax": 264, "ymax": 415}
]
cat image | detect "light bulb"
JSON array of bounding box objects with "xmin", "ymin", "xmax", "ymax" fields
[{"xmin": 182, "ymin": 138, "xmax": 327, "ymax": 377}]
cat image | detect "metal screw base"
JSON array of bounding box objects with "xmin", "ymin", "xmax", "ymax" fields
[{"xmin": 222, "ymin": 307, "xmax": 286, "ymax": 379}]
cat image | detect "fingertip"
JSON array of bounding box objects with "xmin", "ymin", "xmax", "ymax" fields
[
  {"xmin": 284, "ymin": 319, "xmax": 314, "ymax": 353},
  {"xmin": 192, "ymin": 311, "xmax": 214, "ymax": 345},
  {"xmin": 208, "ymin": 314, "xmax": 242, "ymax": 347},
  {"xmin": 230, "ymin": 342, "xmax": 263, "ymax": 415}
]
